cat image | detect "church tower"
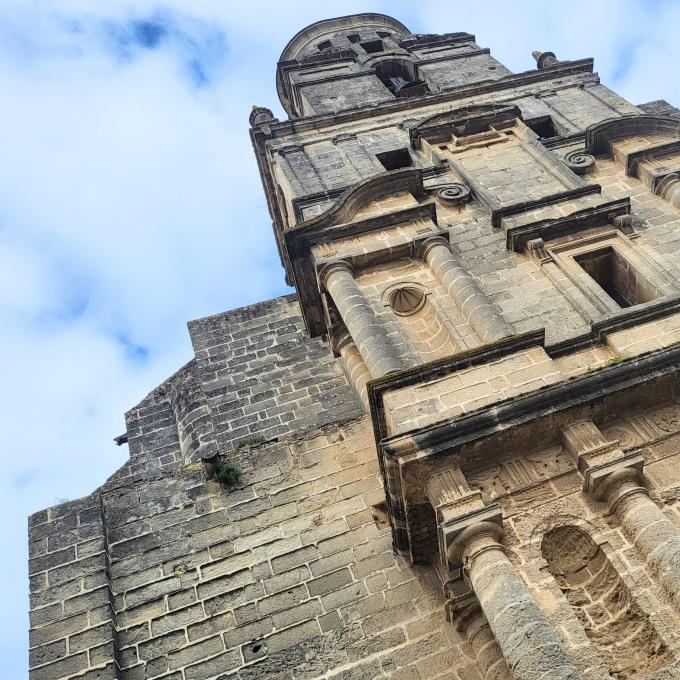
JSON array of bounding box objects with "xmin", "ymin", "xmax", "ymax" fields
[{"xmin": 29, "ymin": 13, "xmax": 680, "ymax": 680}]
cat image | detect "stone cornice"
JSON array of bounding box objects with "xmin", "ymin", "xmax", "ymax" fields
[
  {"xmin": 504, "ymin": 196, "xmax": 630, "ymax": 251},
  {"xmin": 367, "ymin": 329, "xmax": 545, "ymax": 445},
  {"xmin": 409, "ymin": 103, "xmax": 521, "ymax": 149},
  {"xmin": 585, "ymin": 114, "xmax": 680, "ymax": 155},
  {"xmin": 546, "ymin": 293, "xmax": 680, "ymax": 356},
  {"xmin": 491, "ymin": 185, "xmax": 601, "ymax": 228},
  {"xmin": 380, "ymin": 342, "xmax": 680, "ymax": 460},
  {"xmin": 267, "ymin": 60, "xmax": 595, "ymax": 139},
  {"xmin": 291, "ymin": 168, "xmax": 427, "ymax": 233}
]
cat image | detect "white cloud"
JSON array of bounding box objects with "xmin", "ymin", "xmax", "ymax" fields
[{"xmin": 2, "ymin": 1, "xmax": 678, "ymax": 676}]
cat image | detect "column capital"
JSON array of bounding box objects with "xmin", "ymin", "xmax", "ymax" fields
[
  {"xmin": 596, "ymin": 465, "xmax": 647, "ymax": 510},
  {"xmin": 416, "ymin": 235, "xmax": 451, "ymax": 261},
  {"xmin": 427, "ymin": 467, "xmax": 504, "ymax": 570},
  {"xmin": 562, "ymin": 420, "xmax": 645, "ymax": 498},
  {"xmin": 318, "ymin": 259, "xmax": 354, "ymax": 287},
  {"xmin": 448, "ymin": 518, "xmax": 505, "ymax": 568}
]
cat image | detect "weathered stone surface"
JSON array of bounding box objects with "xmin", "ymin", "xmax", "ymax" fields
[{"xmin": 28, "ymin": 11, "xmax": 680, "ymax": 680}]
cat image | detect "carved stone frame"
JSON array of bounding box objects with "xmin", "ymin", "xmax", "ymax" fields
[{"xmin": 532, "ymin": 227, "xmax": 678, "ymax": 322}]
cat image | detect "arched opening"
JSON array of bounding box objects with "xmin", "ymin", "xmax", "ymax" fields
[
  {"xmin": 542, "ymin": 525, "xmax": 671, "ymax": 678},
  {"xmin": 374, "ymin": 58, "xmax": 428, "ymax": 98}
]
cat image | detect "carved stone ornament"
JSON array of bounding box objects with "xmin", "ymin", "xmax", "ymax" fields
[
  {"xmin": 656, "ymin": 172, "xmax": 680, "ymax": 200},
  {"xmin": 532, "ymin": 50, "xmax": 559, "ymax": 69},
  {"xmin": 388, "ymin": 286, "xmax": 426, "ymax": 316},
  {"xmin": 563, "ymin": 149, "xmax": 596, "ymax": 175},
  {"xmin": 435, "ymin": 183, "xmax": 471, "ymax": 205},
  {"xmin": 249, "ymin": 106, "xmax": 278, "ymax": 128},
  {"xmin": 652, "ymin": 405, "xmax": 680, "ymax": 433}
]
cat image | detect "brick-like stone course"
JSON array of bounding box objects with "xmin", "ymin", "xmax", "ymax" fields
[{"xmin": 28, "ymin": 12, "xmax": 680, "ymax": 680}]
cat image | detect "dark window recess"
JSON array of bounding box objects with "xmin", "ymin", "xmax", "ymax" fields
[
  {"xmin": 525, "ymin": 115, "xmax": 559, "ymax": 139},
  {"xmin": 317, "ymin": 40, "xmax": 332, "ymax": 53},
  {"xmin": 374, "ymin": 59, "xmax": 429, "ymax": 98},
  {"xmin": 347, "ymin": 33, "xmax": 361, "ymax": 43},
  {"xmin": 377, "ymin": 31, "xmax": 391, "ymax": 38},
  {"xmin": 574, "ymin": 247, "xmax": 657, "ymax": 308},
  {"xmin": 376, "ymin": 148, "xmax": 413, "ymax": 171},
  {"xmin": 361, "ymin": 39, "xmax": 384, "ymax": 54}
]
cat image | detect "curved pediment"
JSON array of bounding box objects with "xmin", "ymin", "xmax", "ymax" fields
[
  {"xmin": 297, "ymin": 168, "xmax": 426, "ymax": 230},
  {"xmin": 586, "ymin": 115, "xmax": 680, "ymax": 155},
  {"xmin": 410, "ymin": 104, "xmax": 521, "ymax": 148}
]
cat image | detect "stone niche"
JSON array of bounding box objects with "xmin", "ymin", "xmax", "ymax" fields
[{"xmin": 542, "ymin": 525, "xmax": 672, "ymax": 679}]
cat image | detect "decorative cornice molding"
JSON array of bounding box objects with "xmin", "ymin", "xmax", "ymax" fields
[
  {"xmin": 504, "ymin": 196, "xmax": 630, "ymax": 252},
  {"xmin": 585, "ymin": 114, "xmax": 680, "ymax": 155},
  {"xmin": 293, "ymin": 168, "xmax": 426, "ymax": 232},
  {"xmin": 492, "ymin": 184, "xmax": 601, "ymax": 229},
  {"xmin": 367, "ymin": 329, "xmax": 545, "ymax": 445},
  {"xmin": 410, "ymin": 104, "xmax": 521, "ymax": 149},
  {"xmin": 380, "ymin": 342, "xmax": 680, "ymax": 460}
]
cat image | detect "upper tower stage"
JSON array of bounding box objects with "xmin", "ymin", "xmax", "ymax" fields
[{"xmin": 275, "ymin": 13, "xmax": 503, "ymax": 118}]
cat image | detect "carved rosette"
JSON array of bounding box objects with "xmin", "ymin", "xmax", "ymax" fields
[
  {"xmin": 435, "ymin": 183, "xmax": 471, "ymax": 205},
  {"xmin": 563, "ymin": 149, "xmax": 596, "ymax": 175},
  {"xmin": 653, "ymin": 405, "xmax": 680, "ymax": 433}
]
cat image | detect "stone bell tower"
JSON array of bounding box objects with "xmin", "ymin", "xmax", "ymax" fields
[
  {"xmin": 29, "ymin": 12, "xmax": 680, "ymax": 680},
  {"xmin": 251, "ymin": 12, "xmax": 680, "ymax": 680}
]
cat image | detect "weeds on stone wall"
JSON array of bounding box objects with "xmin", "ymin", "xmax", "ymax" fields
[{"xmin": 215, "ymin": 461, "xmax": 242, "ymax": 486}]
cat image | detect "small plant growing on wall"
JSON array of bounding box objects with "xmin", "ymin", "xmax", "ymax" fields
[{"xmin": 215, "ymin": 461, "xmax": 242, "ymax": 487}]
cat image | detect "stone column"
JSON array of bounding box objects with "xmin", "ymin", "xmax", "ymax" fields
[
  {"xmin": 419, "ymin": 237, "xmax": 513, "ymax": 344},
  {"xmin": 655, "ymin": 173, "xmax": 680, "ymax": 209},
  {"xmin": 428, "ymin": 469, "xmax": 582, "ymax": 680},
  {"xmin": 321, "ymin": 261, "xmax": 403, "ymax": 378},
  {"xmin": 453, "ymin": 522, "xmax": 582, "ymax": 680},
  {"xmin": 333, "ymin": 326, "xmax": 371, "ymax": 411},
  {"xmin": 563, "ymin": 421, "xmax": 680, "ymax": 609},
  {"xmin": 448, "ymin": 594, "xmax": 512, "ymax": 680}
]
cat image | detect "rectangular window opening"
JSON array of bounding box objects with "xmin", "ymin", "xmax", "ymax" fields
[
  {"xmin": 525, "ymin": 115, "xmax": 559, "ymax": 139},
  {"xmin": 574, "ymin": 247, "xmax": 657, "ymax": 308},
  {"xmin": 361, "ymin": 39, "xmax": 384, "ymax": 54},
  {"xmin": 376, "ymin": 148, "xmax": 413, "ymax": 171}
]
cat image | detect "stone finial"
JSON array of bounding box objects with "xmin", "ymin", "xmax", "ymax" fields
[
  {"xmin": 249, "ymin": 106, "xmax": 278, "ymax": 128},
  {"xmin": 532, "ymin": 51, "xmax": 559, "ymax": 69}
]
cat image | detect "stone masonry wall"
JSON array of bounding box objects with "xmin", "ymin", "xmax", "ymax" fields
[
  {"xmin": 28, "ymin": 393, "xmax": 680, "ymax": 679},
  {"xmin": 27, "ymin": 12, "xmax": 680, "ymax": 680},
  {"xmin": 187, "ymin": 294, "xmax": 363, "ymax": 453}
]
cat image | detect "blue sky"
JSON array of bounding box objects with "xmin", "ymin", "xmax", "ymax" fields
[{"xmin": 2, "ymin": 0, "xmax": 679, "ymax": 676}]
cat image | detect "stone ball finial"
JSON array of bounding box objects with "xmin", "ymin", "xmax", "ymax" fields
[
  {"xmin": 532, "ymin": 51, "xmax": 559, "ymax": 69},
  {"xmin": 249, "ymin": 106, "xmax": 278, "ymax": 128}
]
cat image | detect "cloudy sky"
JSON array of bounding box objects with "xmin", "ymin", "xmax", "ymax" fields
[{"xmin": 3, "ymin": 0, "xmax": 679, "ymax": 675}]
